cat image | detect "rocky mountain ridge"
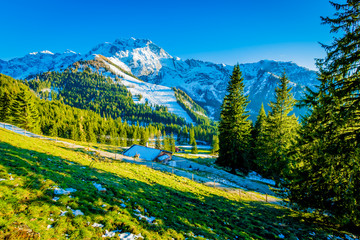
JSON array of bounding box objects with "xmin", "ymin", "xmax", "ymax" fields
[{"xmin": 0, "ymin": 38, "xmax": 318, "ymax": 121}]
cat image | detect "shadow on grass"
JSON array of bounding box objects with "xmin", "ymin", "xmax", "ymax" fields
[{"xmin": 0, "ymin": 141, "xmax": 349, "ymax": 239}]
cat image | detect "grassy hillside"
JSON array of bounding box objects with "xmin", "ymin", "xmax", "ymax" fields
[{"xmin": 0, "ymin": 128, "xmax": 356, "ymax": 239}]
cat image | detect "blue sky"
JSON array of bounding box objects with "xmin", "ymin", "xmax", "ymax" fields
[{"xmin": 0, "ymin": 0, "xmax": 337, "ymax": 70}]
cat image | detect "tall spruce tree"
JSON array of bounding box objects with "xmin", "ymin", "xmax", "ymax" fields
[
  {"xmin": 10, "ymin": 90, "xmax": 39, "ymax": 131},
  {"xmin": 286, "ymin": 0, "xmax": 360, "ymax": 227},
  {"xmin": 211, "ymin": 134, "xmax": 219, "ymax": 155},
  {"xmin": 189, "ymin": 128, "xmax": 196, "ymax": 146},
  {"xmin": 155, "ymin": 130, "xmax": 162, "ymax": 149},
  {"xmin": 163, "ymin": 134, "xmax": 171, "ymax": 151},
  {"xmin": 216, "ymin": 65, "xmax": 252, "ymax": 174},
  {"xmin": 0, "ymin": 91, "xmax": 12, "ymax": 122},
  {"xmin": 250, "ymin": 103, "xmax": 268, "ymax": 172},
  {"xmin": 170, "ymin": 133, "xmax": 176, "ymax": 153},
  {"xmin": 261, "ymin": 73, "xmax": 298, "ymax": 181}
]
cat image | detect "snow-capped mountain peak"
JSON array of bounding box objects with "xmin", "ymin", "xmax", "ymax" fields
[
  {"xmin": 29, "ymin": 50, "xmax": 54, "ymax": 55},
  {"xmin": 0, "ymin": 38, "xmax": 318, "ymax": 121}
]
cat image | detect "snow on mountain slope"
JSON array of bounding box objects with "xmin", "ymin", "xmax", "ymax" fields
[
  {"xmin": 82, "ymin": 38, "xmax": 318, "ymax": 120},
  {"xmin": 0, "ymin": 50, "xmax": 81, "ymax": 79},
  {"xmin": 87, "ymin": 38, "xmax": 172, "ymax": 77},
  {"xmin": 98, "ymin": 56, "xmax": 195, "ymax": 124},
  {"xmin": 0, "ymin": 37, "xmax": 319, "ymax": 121}
]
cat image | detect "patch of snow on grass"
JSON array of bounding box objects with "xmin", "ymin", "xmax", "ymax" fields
[
  {"xmin": 93, "ymin": 182, "xmax": 106, "ymax": 192},
  {"xmin": 52, "ymin": 197, "xmax": 60, "ymax": 202},
  {"xmin": 134, "ymin": 213, "xmax": 156, "ymax": 224},
  {"xmin": 60, "ymin": 210, "xmax": 68, "ymax": 216},
  {"xmin": 118, "ymin": 232, "xmax": 143, "ymax": 240},
  {"xmin": 60, "ymin": 207, "xmax": 84, "ymax": 217},
  {"xmin": 102, "ymin": 230, "xmax": 117, "ymax": 238},
  {"xmin": 53, "ymin": 187, "xmax": 77, "ymax": 195},
  {"xmin": 246, "ymin": 171, "xmax": 275, "ymax": 186},
  {"xmin": 92, "ymin": 223, "xmax": 104, "ymax": 228},
  {"xmin": 72, "ymin": 209, "xmax": 84, "ymax": 216}
]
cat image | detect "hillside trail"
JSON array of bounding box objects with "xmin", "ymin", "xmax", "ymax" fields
[{"xmin": 0, "ymin": 122, "xmax": 282, "ymax": 205}]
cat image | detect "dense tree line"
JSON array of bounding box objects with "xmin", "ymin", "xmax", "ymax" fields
[
  {"xmin": 284, "ymin": 0, "xmax": 360, "ymax": 228},
  {"xmin": 217, "ymin": 0, "xmax": 360, "ymax": 228},
  {"xmin": 29, "ymin": 68, "xmax": 187, "ymax": 126},
  {"xmin": 0, "ymin": 74, "xmax": 187, "ymax": 147},
  {"xmin": 0, "ymin": 73, "xmax": 216, "ymax": 149},
  {"xmin": 28, "ymin": 68, "xmax": 216, "ymax": 143}
]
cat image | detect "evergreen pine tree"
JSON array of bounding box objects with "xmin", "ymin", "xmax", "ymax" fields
[
  {"xmin": 216, "ymin": 65, "xmax": 252, "ymax": 173},
  {"xmin": 132, "ymin": 128, "xmax": 138, "ymax": 145},
  {"xmin": 87, "ymin": 122, "xmax": 97, "ymax": 143},
  {"xmin": 286, "ymin": 1, "xmax": 360, "ymax": 227},
  {"xmin": 170, "ymin": 133, "xmax": 176, "ymax": 153},
  {"xmin": 189, "ymin": 128, "xmax": 196, "ymax": 146},
  {"xmin": 139, "ymin": 128, "xmax": 148, "ymax": 146},
  {"xmin": 155, "ymin": 130, "xmax": 161, "ymax": 149},
  {"xmin": 49, "ymin": 122, "xmax": 59, "ymax": 137},
  {"xmin": 261, "ymin": 73, "xmax": 298, "ymax": 181},
  {"xmin": 120, "ymin": 128, "xmax": 127, "ymax": 147},
  {"xmin": 10, "ymin": 90, "xmax": 39, "ymax": 131},
  {"xmin": 79, "ymin": 121, "xmax": 87, "ymax": 142},
  {"xmin": 191, "ymin": 141, "xmax": 198, "ymax": 154},
  {"xmin": 163, "ymin": 134, "xmax": 171, "ymax": 151},
  {"xmin": 0, "ymin": 91, "xmax": 12, "ymax": 122},
  {"xmin": 250, "ymin": 103, "xmax": 268, "ymax": 172},
  {"xmin": 211, "ymin": 134, "xmax": 219, "ymax": 155},
  {"xmin": 71, "ymin": 125, "xmax": 80, "ymax": 141}
]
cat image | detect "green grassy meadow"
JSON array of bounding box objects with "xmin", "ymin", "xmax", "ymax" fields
[{"xmin": 0, "ymin": 128, "xmax": 356, "ymax": 239}]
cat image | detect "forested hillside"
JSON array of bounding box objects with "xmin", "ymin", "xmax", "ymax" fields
[
  {"xmin": 0, "ymin": 74, "xmax": 214, "ymax": 146},
  {"xmin": 30, "ymin": 68, "xmax": 187, "ymax": 126}
]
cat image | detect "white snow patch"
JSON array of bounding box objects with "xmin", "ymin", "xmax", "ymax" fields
[
  {"xmin": 93, "ymin": 182, "xmax": 107, "ymax": 192},
  {"xmin": 246, "ymin": 171, "xmax": 276, "ymax": 186},
  {"xmin": 102, "ymin": 230, "xmax": 117, "ymax": 238},
  {"xmin": 133, "ymin": 209, "xmax": 156, "ymax": 224},
  {"xmin": 52, "ymin": 197, "xmax": 60, "ymax": 202},
  {"xmin": 64, "ymin": 49, "xmax": 77, "ymax": 54},
  {"xmin": 72, "ymin": 209, "xmax": 84, "ymax": 216},
  {"xmin": 118, "ymin": 232, "xmax": 143, "ymax": 240},
  {"xmin": 60, "ymin": 207, "xmax": 83, "ymax": 216},
  {"xmin": 40, "ymin": 50, "xmax": 54, "ymax": 55},
  {"xmin": 54, "ymin": 187, "xmax": 77, "ymax": 195},
  {"xmin": 60, "ymin": 210, "xmax": 68, "ymax": 216},
  {"xmin": 92, "ymin": 223, "xmax": 104, "ymax": 228}
]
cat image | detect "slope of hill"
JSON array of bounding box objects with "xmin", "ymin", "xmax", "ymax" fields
[
  {"xmin": 0, "ymin": 37, "xmax": 318, "ymax": 121},
  {"xmin": 92, "ymin": 55, "xmax": 197, "ymax": 124},
  {"xmin": 0, "ymin": 128, "xmax": 356, "ymax": 239}
]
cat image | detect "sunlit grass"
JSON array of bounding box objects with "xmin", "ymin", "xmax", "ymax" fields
[{"xmin": 0, "ymin": 128, "xmax": 355, "ymax": 239}]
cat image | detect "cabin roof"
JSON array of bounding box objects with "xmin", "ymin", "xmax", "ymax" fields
[{"xmin": 123, "ymin": 144, "xmax": 172, "ymax": 161}]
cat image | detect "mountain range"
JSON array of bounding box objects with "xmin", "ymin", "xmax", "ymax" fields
[{"xmin": 0, "ymin": 37, "xmax": 319, "ymax": 122}]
